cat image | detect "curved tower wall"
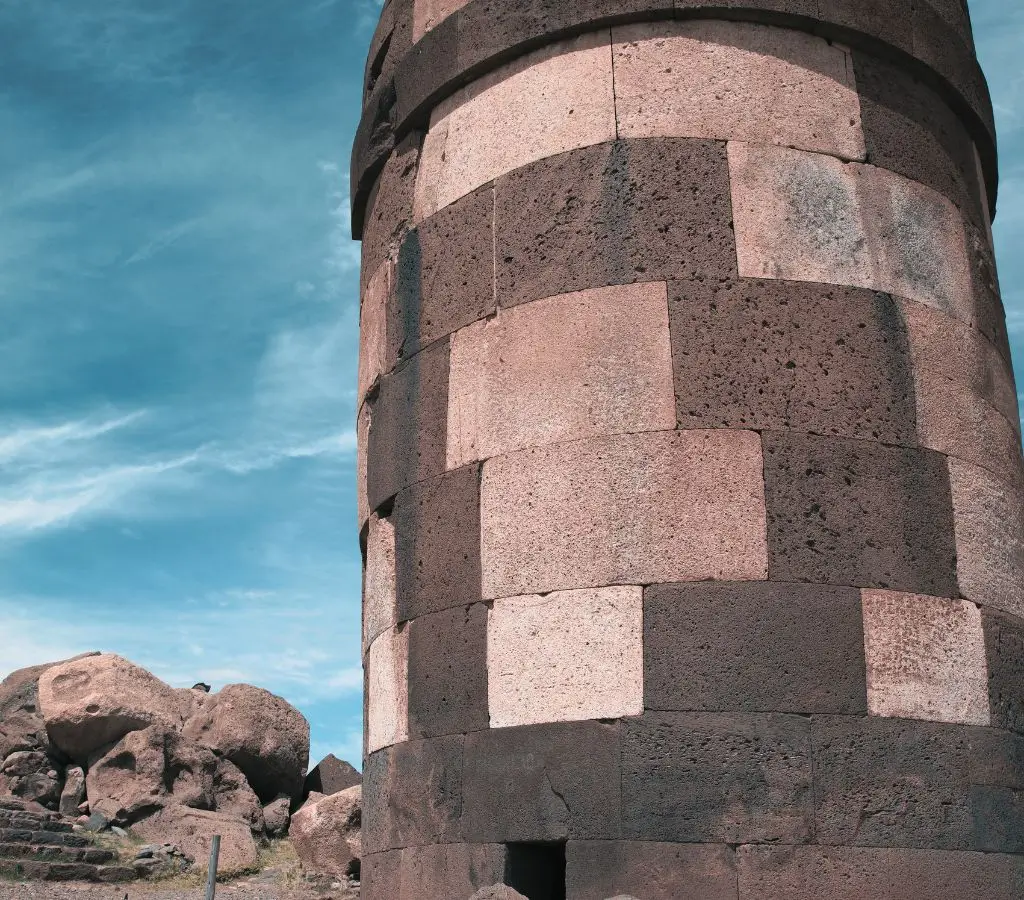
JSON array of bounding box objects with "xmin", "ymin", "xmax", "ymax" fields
[{"xmin": 354, "ymin": 1, "xmax": 1024, "ymax": 897}]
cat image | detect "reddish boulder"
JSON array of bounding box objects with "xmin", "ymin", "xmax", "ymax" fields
[
  {"xmin": 134, "ymin": 805, "xmax": 259, "ymax": 876},
  {"xmin": 262, "ymin": 795, "xmax": 291, "ymax": 837},
  {"xmin": 213, "ymin": 757, "xmax": 265, "ymax": 833},
  {"xmin": 289, "ymin": 785, "xmax": 361, "ymax": 876},
  {"xmin": 59, "ymin": 766, "xmax": 86, "ymax": 817},
  {"xmin": 303, "ymin": 753, "xmax": 361, "ymax": 800}
]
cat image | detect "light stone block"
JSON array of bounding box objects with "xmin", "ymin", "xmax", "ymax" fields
[
  {"xmin": 358, "ymin": 258, "xmax": 391, "ymax": 408},
  {"xmin": 729, "ymin": 142, "xmax": 974, "ymax": 325},
  {"xmin": 357, "ymin": 403, "xmax": 370, "ymax": 528},
  {"xmin": 487, "ymin": 586, "xmax": 644, "ymax": 728},
  {"xmin": 414, "ymin": 31, "xmax": 616, "ymax": 220},
  {"xmin": 446, "ymin": 282, "xmax": 675, "ymax": 469},
  {"xmin": 363, "ymin": 515, "xmax": 397, "ymax": 654},
  {"xmin": 862, "ymin": 589, "xmax": 990, "ymax": 726},
  {"xmin": 480, "ymin": 429, "xmax": 768, "ymax": 599},
  {"xmin": 949, "ymin": 458, "xmax": 1024, "ymax": 619},
  {"xmin": 614, "ymin": 21, "xmax": 865, "ymax": 160},
  {"xmin": 366, "ymin": 626, "xmax": 409, "ymax": 755},
  {"xmin": 412, "ymin": 0, "xmax": 471, "ymax": 42}
]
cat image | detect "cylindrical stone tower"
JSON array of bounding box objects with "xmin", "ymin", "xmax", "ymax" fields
[{"xmin": 354, "ymin": 1, "xmax": 1024, "ymax": 897}]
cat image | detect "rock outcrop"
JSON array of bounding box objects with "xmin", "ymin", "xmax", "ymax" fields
[
  {"xmin": 303, "ymin": 753, "xmax": 360, "ymax": 800},
  {"xmin": 289, "ymin": 785, "xmax": 361, "ymax": 877},
  {"xmin": 133, "ymin": 805, "xmax": 259, "ymax": 876}
]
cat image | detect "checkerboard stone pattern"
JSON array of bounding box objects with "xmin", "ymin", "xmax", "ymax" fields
[{"xmin": 353, "ymin": 1, "xmax": 1024, "ymax": 897}]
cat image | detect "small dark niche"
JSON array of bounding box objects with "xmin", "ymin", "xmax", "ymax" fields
[{"xmin": 504, "ymin": 842, "xmax": 566, "ymax": 900}]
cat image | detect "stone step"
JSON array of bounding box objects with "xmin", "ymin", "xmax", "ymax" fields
[
  {"xmin": 0, "ymin": 827, "xmax": 90, "ymax": 848},
  {"xmin": 0, "ymin": 859, "xmax": 135, "ymax": 883},
  {"xmin": 0, "ymin": 811, "xmax": 72, "ymax": 832},
  {"xmin": 0, "ymin": 842, "xmax": 116, "ymax": 864}
]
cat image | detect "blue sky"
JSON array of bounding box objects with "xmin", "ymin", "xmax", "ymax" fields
[{"xmin": 0, "ymin": 0, "xmax": 1020, "ymax": 771}]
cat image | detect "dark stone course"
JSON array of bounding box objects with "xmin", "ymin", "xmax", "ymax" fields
[
  {"xmin": 566, "ymin": 840, "xmax": 737, "ymax": 900},
  {"xmin": 668, "ymin": 279, "xmax": 917, "ymax": 444},
  {"xmin": 394, "ymin": 464, "xmax": 482, "ymax": 622},
  {"xmin": 494, "ymin": 138, "xmax": 736, "ymax": 309},
  {"xmin": 812, "ymin": 716, "xmax": 1024, "ymax": 853},
  {"xmin": 360, "ymin": 845, "xmax": 509, "ymax": 900},
  {"xmin": 817, "ymin": 0, "xmax": 913, "ymax": 54},
  {"xmin": 408, "ymin": 603, "xmax": 490, "ymax": 740},
  {"xmin": 462, "ymin": 721, "xmax": 622, "ymax": 842},
  {"xmin": 364, "ymin": 0, "xmax": 413, "ymax": 99},
  {"xmin": 762, "ymin": 431, "xmax": 959, "ymax": 595},
  {"xmin": 921, "ymin": 0, "xmax": 975, "ymax": 50},
  {"xmin": 360, "ymin": 850, "xmax": 403, "ymax": 900},
  {"xmin": 983, "ymin": 609, "xmax": 1024, "ymax": 736},
  {"xmin": 621, "ymin": 713, "xmax": 814, "ymax": 843},
  {"xmin": 366, "ymin": 338, "xmax": 450, "ymax": 512},
  {"xmin": 362, "ymin": 735, "xmax": 465, "ymax": 854},
  {"xmin": 644, "ymin": 581, "xmax": 867, "ymax": 715},
  {"xmin": 737, "ymin": 845, "xmax": 1024, "ymax": 899},
  {"xmin": 390, "ymin": 184, "xmax": 495, "ymax": 365},
  {"xmin": 966, "ymin": 217, "xmax": 1012, "ymax": 363}
]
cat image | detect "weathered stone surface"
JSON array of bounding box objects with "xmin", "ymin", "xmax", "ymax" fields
[
  {"xmin": 212, "ymin": 757, "xmax": 264, "ymax": 833},
  {"xmin": 644, "ymin": 582, "xmax": 867, "ymax": 714},
  {"xmin": 983, "ymin": 609, "xmax": 1024, "ymax": 735},
  {"xmin": 38, "ymin": 654, "xmax": 188, "ymax": 762},
  {"xmin": 262, "ymin": 795, "xmax": 291, "ymax": 837},
  {"xmin": 290, "ymin": 784, "xmax": 361, "ymax": 876},
  {"xmin": 481, "ymin": 429, "xmax": 767, "ymax": 598},
  {"xmin": 360, "ymin": 132, "xmax": 422, "ymax": 282},
  {"xmin": 613, "ymin": 21, "xmax": 865, "ymax": 159},
  {"xmin": 134, "ymin": 806, "xmax": 258, "ymax": 876},
  {"xmin": 366, "ymin": 626, "xmax": 409, "ymax": 755},
  {"xmin": 303, "ymin": 754, "xmax": 361, "ymax": 799},
  {"xmin": 363, "ymin": 844, "xmax": 509, "ymax": 900},
  {"xmin": 622, "ymin": 713, "xmax": 814, "ymax": 843},
  {"xmin": 358, "ymin": 257, "xmax": 391, "ymax": 407},
  {"xmin": 182, "ymin": 683, "xmax": 310, "ymax": 803},
  {"xmin": 412, "ymin": 0, "xmax": 469, "ymax": 42},
  {"xmin": 488, "ymin": 586, "xmax": 643, "ymax": 728},
  {"xmin": 363, "ymin": 513, "xmax": 397, "ymax": 653},
  {"xmin": 58, "ymin": 767, "xmax": 85, "ymax": 818}
]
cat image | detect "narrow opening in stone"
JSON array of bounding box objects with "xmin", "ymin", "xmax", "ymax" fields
[{"xmin": 504, "ymin": 842, "xmax": 566, "ymax": 900}]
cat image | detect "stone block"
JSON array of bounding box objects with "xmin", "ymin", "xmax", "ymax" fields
[
  {"xmin": 357, "ymin": 402, "xmax": 370, "ymax": 527},
  {"xmin": 621, "ymin": 712, "xmax": 814, "ymax": 843},
  {"xmin": 488, "ymin": 586, "xmax": 643, "ymax": 728},
  {"xmin": 949, "ymin": 458, "xmax": 1024, "ymax": 618},
  {"xmin": 668, "ymin": 278, "xmax": 916, "ymax": 443},
  {"xmin": 366, "ymin": 626, "xmax": 408, "ymax": 755},
  {"xmin": 361, "ymin": 850, "xmax": 403, "ymax": 900},
  {"xmin": 763, "ymin": 431, "xmax": 958, "ymax": 596},
  {"xmin": 812, "ymin": 715, "xmax": 1024, "ymax": 852},
  {"xmin": 413, "ymin": 0, "xmax": 471, "ymax": 42},
  {"xmin": 358, "ymin": 258, "xmax": 392, "ymax": 407},
  {"xmin": 566, "ymin": 841, "xmax": 737, "ymax": 900},
  {"xmin": 408, "ymin": 603, "xmax": 489, "ymax": 739},
  {"xmin": 983, "ymin": 609, "xmax": 1024, "ymax": 735},
  {"xmin": 397, "ymin": 843, "xmax": 509, "ymax": 899},
  {"xmin": 494, "ymin": 138, "xmax": 736, "ymax": 308},
  {"xmin": 447, "ymin": 282, "xmax": 675, "ymax": 469},
  {"xmin": 862, "ymin": 589, "xmax": 990, "ymax": 725},
  {"xmin": 414, "ymin": 31, "xmax": 616, "ymax": 219},
  {"xmin": 462, "ymin": 721, "xmax": 621, "ymax": 842},
  {"xmin": 613, "ymin": 20, "xmax": 865, "ymax": 159},
  {"xmin": 393, "ymin": 464, "xmax": 482, "ymax": 621},
  {"xmin": 644, "ymin": 581, "xmax": 867, "ymax": 714},
  {"xmin": 480, "ymin": 429, "xmax": 767, "ymax": 599},
  {"xmin": 361, "ymin": 131, "xmax": 422, "ymax": 279},
  {"xmin": 363, "ymin": 514, "xmax": 397, "ymax": 654}
]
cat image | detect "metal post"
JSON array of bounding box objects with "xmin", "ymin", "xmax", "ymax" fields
[{"xmin": 204, "ymin": 834, "xmax": 221, "ymax": 900}]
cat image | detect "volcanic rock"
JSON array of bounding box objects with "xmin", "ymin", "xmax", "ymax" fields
[
  {"xmin": 134, "ymin": 805, "xmax": 259, "ymax": 876},
  {"xmin": 289, "ymin": 784, "xmax": 361, "ymax": 876},
  {"xmin": 303, "ymin": 753, "xmax": 361, "ymax": 799}
]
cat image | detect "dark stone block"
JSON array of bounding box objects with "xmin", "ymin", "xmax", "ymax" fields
[
  {"xmin": 366, "ymin": 338, "xmax": 450, "ymax": 510},
  {"xmin": 462, "ymin": 721, "xmax": 621, "ymax": 842},
  {"xmin": 965, "ymin": 217, "xmax": 1012, "ymax": 363},
  {"xmin": 362, "ymin": 735, "xmax": 464, "ymax": 853},
  {"xmin": 762, "ymin": 431, "xmax": 958, "ymax": 595},
  {"xmin": 812, "ymin": 716, "xmax": 1024, "ymax": 852},
  {"xmin": 817, "ymin": 0, "xmax": 913, "ymax": 53},
  {"xmin": 566, "ymin": 841, "xmax": 737, "ymax": 900},
  {"xmin": 360, "ymin": 131, "xmax": 423, "ymax": 284},
  {"xmin": 397, "ymin": 843, "xmax": 509, "ymax": 899},
  {"xmin": 621, "ymin": 713, "xmax": 814, "ymax": 843},
  {"xmin": 408, "ymin": 603, "xmax": 489, "ymax": 739},
  {"xmin": 494, "ymin": 138, "xmax": 737, "ymax": 309},
  {"xmin": 644, "ymin": 581, "xmax": 867, "ymax": 715},
  {"xmin": 303, "ymin": 754, "xmax": 361, "ymax": 800},
  {"xmin": 984, "ymin": 609, "xmax": 1024, "ymax": 735},
  {"xmin": 921, "ymin": 0, "xmax": 975, "ymax": 49},
  {"xmin": 361, "ymin": 850, "xmax": 402, "ymax": 900},
  {"xmin": 668, "ymin": 279, "xmax": 917, "ymax": 443},
  {"xmin": 390, "ymin": 185, "xmax": 495, "ymax": 364},
  {"xmin": 364, "ymin": 0, "xmax": 412, "ymax": 99},
  {"xmin": 394, "ymin": 464, "xmax": 482, "ymax": 621}
]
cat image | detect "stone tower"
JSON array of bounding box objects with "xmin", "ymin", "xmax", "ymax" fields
[{"xmin": 353, "ymin": 1, "xmax": 1024, "ymax": 897}]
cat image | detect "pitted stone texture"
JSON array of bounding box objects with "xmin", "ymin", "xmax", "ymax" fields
[
  {"xmin": 737, "ymin": 845, "xmax": 1024, "ymax": 900},
  {"xmin": 357, "ymin": 403, "xmax": 370, "ymax": 527},
  {"xmin": 487, "ymin": 586, "xmax": 643, "ymax": 728},
  {"xmin": 566, "ymin": 841, "xmax": 737, "ymax": 900},
  {"xmin": 362, "ymin": 844, "xmax": 509, "ymax": 900},
  {"xmin": 763, "ymin": 432, "xmax": 958, "ymax": 596},
  {"xmin": 362, "ymin": 735, "xmax": 464, "ymax": 853},
  {"xmin": 393, "ymin": 464, "xmax": 481, "ymax": 621},
  {"xmin": 622, "ymin": 713, "xmax": 814, "ymax": 843},
  {"xmin": 480, "ymin": 429, "xmax": 767, "ymax": 599},
  {"xmin": 812, "ymin": 716, "xmax": 1024, "ymax": 852},
  {"xmin": 366, "ymin": 338, "xmax": 450, "ymax": 511},
  {"xmin": 494, "ymin": 138, "xmax": 736, "ymax": 308},
  {"xmin": 645, "ymin": 582, "xmax": 867, "ymax": 715},
  {"xmin": 462, "ymin": 721, "xmax": 621, "ymax": 842},
  {"xmin": 730, "ymin": 142, "xmax": 974, "ymax": 326},
  {"xmin": 412, "ymin": 0, "xmax": 470, "ymax": 42},
  {"xmin": 408, "ymin": 603, "xmax": 489, "ymax": 739},
  {"xmin": 361, "ymin": 132, "xmax": 421, "ymax": 285},
  {"xmin": 613, "ymin": 21, "xmax": 865, "ymax": 160},
  {"xmin": 448, "ymin": 282, "xmax": 675, "ymax": 468},
  {"xmin": 949, "ymin": 458, "xmax": 1024, "ymax": 618},
  {"xmin": 358, "ymin": 258, "xmax": 392, "ymax": 408},
  {"xmin": 414, "ymin": 31, "xmax": 615, "ymax": 219},
  {"xmin": 391, "ymin": 185, "xmax": 495, "ymax": 365},
  {"xmin": 862, "ymin": 589, "xmax": 990, "ymax": 726},
  {"xmin": 366, "ymin": 626, "xmax": 409, "ymax": 755},
  {"xmin": 983, "ymin": 610, "xmax": 1024, "ymax": 735},
  {"xmin": 669, "ymin": 279, "xmax": 916, "ymax": 443},
  {"xmin": 363, "ymin": 514, "xmax": 396, "ymax": 654}
]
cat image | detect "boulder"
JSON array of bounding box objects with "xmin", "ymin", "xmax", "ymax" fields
[
  {"xmin": 468, "ymin": 888, "xmax": 528, "ymax": 900},
  {"xmin": 1, "ymin": 750, "xmax": 63, "ymax": 808},
  {"xmin": 303, "ymin": 754, "xmax": 360, "ymax": 800},
  {"xmin": 38, "ymin": 654, "xmax": 189, "ymax": 761},
  {"xmin": 59, "ymin": 767, "xmax": 86, "ymax": 817},
  {"xmin": 289, "ymin": 785, "xmax": 361, "ymax": 877},
  {"xmin": 134, "ymin": 806, "xmax": 259, "ymax": 876},
  {"xmin": 262, "ymin": 796, "xmax": 291, "ymax": 837},
  {"xmin": 182, "ymin": 683, "xmax": 309, "ymax": 802},
  {"xmin": 212, "ymin": 757, "xmax": 264, "ymax": 833}
]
